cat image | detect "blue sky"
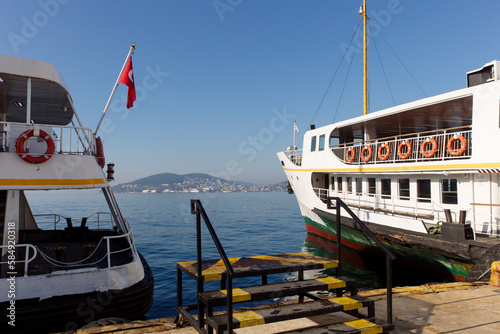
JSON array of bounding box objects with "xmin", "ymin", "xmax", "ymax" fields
[{"xmin": 2, "ymin": 0, "xmax": 500, "ymax": 185}]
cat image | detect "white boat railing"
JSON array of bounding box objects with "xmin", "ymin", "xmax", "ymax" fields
[
  {"xmin": 332, "ymin": 126, "xmax": 472, "ymax": 164},
  {"xmin": 34, "ymin": 212, "xmax": 114, "ymax": 231},
  {"xmin": 284, "ymin": 149, "xmax": 303, "ymax": 166},
  {"xmin": 0, "ymin": 121, "xmax": 95, "ymax": 157},
  {"xmin": 314, "ymin": 187, "xmax": 436, "ymax": 219},
  {"xmin": 0, "ymin": 244, "xmax": 37, "ymax": 277}
]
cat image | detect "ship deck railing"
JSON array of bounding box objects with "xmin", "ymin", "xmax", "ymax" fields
[
  {"xmin": 332, "ymin": 126, "xmax": 472, "ymax": 164},
  {"xmin": 0, "ymin": 121, "xmax": 95, "ymax": 157},
  {"xmin": 0, "ymin": 228, "xmax": 135, "ymax": 278},
  {"xmin": 314, "ymin": 187, "xmax": 436, "ymax": 220},
  {"xmin": 34, "ymin": 212, "xmax": 114, "ymax": 231},
  {"xmin": 284, "ymin": 148, "xmax": 303, "ymax": 166}
]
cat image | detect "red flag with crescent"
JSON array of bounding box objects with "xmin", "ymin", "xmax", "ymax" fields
[{"xmin": 119, "ymin": 58, "xmax": 136, "ymax": 109}]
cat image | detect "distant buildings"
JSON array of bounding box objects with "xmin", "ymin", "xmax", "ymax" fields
[{"xmin": 114, "ymin": 176, "xmax": 287, "ymax": 193}]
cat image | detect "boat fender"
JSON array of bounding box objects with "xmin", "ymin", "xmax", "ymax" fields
[
  {"xmin": 15, "ymin": 129, "xmax": 55, "ymax": 164},
  {"xmin": 346, "ymin": 147, "xmax": 356, "ymax": 163},
  {"xmin": 377, "ymin": 143, "xmax": 391, "ymax": 161},
  {"xmin": 96, "ymin": 137, "xmax": 105, "ymax": 168},
  {"xmin": 446, "ymin": 134, "xmax": 466, "ymax": 156},
  {"xmin": 361, "ymin": 145, "xmax": 372, "ymax": 162},
  {"xmin": 420, "ymin": 137, "xmax": 438, "ymax": 158},
  {"xmin": 397, "ymin": 141, "xmax": 412, "ymax": 159}
]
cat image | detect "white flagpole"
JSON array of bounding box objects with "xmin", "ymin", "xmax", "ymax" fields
[
  {"xmin": 293, "ymin": 120, "xmax": 297, "ymax": 149},
  {"xmin": 95, "ymin": 43, "xmax": 135, "ymax": 135}
]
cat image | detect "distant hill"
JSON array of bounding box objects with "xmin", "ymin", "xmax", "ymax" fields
[{"xmin": 112, "ymin": 172, "xmax": 287, "ymax": 193}]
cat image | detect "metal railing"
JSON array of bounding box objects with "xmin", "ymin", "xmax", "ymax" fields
[
  {"xmin": 315, "ymin": 188, "xmax": 436, "ymax": 219},
  {"xmin": 284, "ymin": 149, "xmax": 303, "ymax": 166},
  {"xmin": 0, "ymin": 244, "xmax": 37, "ymax": 277},
  {"xmin": 332, "ymin": 126, "xmax": 472, "ymax": 164},
  {"xmin": 327, "ymin": 197, "xmax": 396, "ymax": 325},
  {"xmin": 0, "ymin": 121, "xmax": 95, "ymax": 157},
  {"xmin": 190, "ymin": 199, "xmax": 235, "ymax": 334},
  {"xmin": 34, "ymin": 212, "xmax": 114, "ymax": 231}
]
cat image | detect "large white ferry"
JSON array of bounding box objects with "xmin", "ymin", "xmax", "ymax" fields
[
  {"xmin": 277, "ymin": 3, "xmax": 500, "ymax": 282},
  {"xmin": 0, "ymin": 54, "xmax": 153, "ymax": 333}
]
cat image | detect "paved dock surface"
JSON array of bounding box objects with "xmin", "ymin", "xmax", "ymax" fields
[{"xmin": 70, "ymin": 283, "xmax": 500, "ymax": 333}]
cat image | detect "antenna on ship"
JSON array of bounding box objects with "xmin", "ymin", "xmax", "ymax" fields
[{"xmin": 360, "ymin": 0, "xmax": 369, "ymax": 115}]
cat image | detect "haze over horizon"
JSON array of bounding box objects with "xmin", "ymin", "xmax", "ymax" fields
[{"xmin": 2, "ymin": 1, "xmax": 500, "ymax": 185}]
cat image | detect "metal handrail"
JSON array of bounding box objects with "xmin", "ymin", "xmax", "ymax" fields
[
  {"xmin": 0, "ymin": 244, "xmax": 37, "ymax": 277},
  {"xmin": 0, "ymin": 121, "xmax": 95, "ymax": 157},
  {"xmin": 328, "ymin": 197, "xmax": 396, "ymax": 325},
  {"xmin": 190, "ymin": 199, "xmax": 235, "ymax": 334},
  {"xmin": 332, "ymin": 126, "xmax": 472, "ymax": 164}
]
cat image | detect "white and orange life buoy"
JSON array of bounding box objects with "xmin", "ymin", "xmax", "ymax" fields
[
  {"xmin": 361, "ymin": 145, "xmax": 372, "ymax": 162},
  {"xmin": 96, "ymin": 137, "xmax": 105, "ymax": 168},
  {"xmin": 421, "ymin": 137, "xmax": 438, "ymax": 158},
  {"xmin": 446, "ymin": 134, "xmax": 466, "ymax": 156},
  {"xmin": 377, "ymin": 143, "xmax": 391, "ymax": 161},
  {"xmin": 346, "ymin": 147, "xmax": 355, "ymax": 163},
  {"xmin": 397, "ymin": 141, "xmax": 412, "ymax": 159},
  {"xmin": 15, "ymin": 129, "xmax": 55, "ymax": 164}
]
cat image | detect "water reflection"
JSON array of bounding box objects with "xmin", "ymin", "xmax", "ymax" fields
[{"xmin": 303, "ymin": 233, "xmax": 448, "ymax": 290}]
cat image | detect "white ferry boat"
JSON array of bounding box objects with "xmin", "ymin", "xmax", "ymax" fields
[
  {"xmin": 277, "ymin": 4, "xmax": 500, "ymax": 282},
  {"xmin": 0, "ymin": 54, "xmax": 153, "ymax": 333}
]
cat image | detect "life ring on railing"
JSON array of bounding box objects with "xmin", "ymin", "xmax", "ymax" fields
[
  {"xmin": 15, "ymin": 129, "xmax": 55, "ymax": 164},
  {"xmin": 346, "ymin": 147, "xmax": 355, "ymax": 163},
  {"xmin": 361, "ymin": 146, "xmax": 372, "ymax": 162},
  {"xmin": 377, "ymin": 143, "xmax": 391, "ymax": 161},
  {"xmin": 397, "ymin": 141, "xmax": 412, "ymax": 159},
  {"xmin": 420, "ymin": 137, "xmax": 438, "ymax": 158},
  {"xmin": 446, "ymin": 134, "xmax": 466, "ymax": 156},
  {"xmin": 96, "ymin": 137, "xmax": 105, "ymax": 168}
]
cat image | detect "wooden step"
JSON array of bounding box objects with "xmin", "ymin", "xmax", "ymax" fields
[
  {"xmin": 281, "ymin": 318, "xmax": 394, "ymax": 334},
  {"xmin": 207, "ymin": 296, "xmax": 374, "ymax": 333},
  {"xmin": 200, "ymin": 276, "xmax": 357, "ymax": 308}
]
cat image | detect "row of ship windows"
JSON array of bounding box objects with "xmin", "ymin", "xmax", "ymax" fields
[
  {"xmin": 311, "ymin": 135, "xmax": 326, "ymax": 151},
  {"xmin": 329, "ymin": 177, "xmax": 458, "ymax": 205}
]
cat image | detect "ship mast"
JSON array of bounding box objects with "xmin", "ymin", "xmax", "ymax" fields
[{"xmin": 360, "ymin": 0, "xmax": 368, "ymax": 115}]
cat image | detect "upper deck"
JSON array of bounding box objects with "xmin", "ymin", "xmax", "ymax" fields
[
  {"xmin": 282, "ymin": 61, "xmax": 500, "ymax": 174},
  {"xmin": 0, "ymin": 54, "xmax": 107, "ymax": 190}
]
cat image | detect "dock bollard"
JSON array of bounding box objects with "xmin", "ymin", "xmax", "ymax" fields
[{"xmin": 490, "ymin": 262, "xmax": 500, "ymax": 287}]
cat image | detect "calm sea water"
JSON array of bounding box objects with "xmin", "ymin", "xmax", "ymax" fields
[{"xmin": 25, "ymin": 191, "xmax": 445, "ymax": 320}]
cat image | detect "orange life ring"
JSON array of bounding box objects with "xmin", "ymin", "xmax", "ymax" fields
[
  {"xmin": 346, "ymin": 147, "xmax": 355, "ymax": 163},
  {"xmin": 446, "ymin": 134, "xmax": 466, "ymax": 156},
  {"xmin": 397, "ymin": 141, "xmax": 412, "ymax": 159},
  {"xmin": 421, "ymin": 137, "xmax": 438, "ymax": 158},
  {"xmin": 96, "ymin": 137, "xmax": 105, "ymax": 168},
  {"xmin": 15, "ymin": 129, "xmax": 55, "ymax": 164},
  {"xmin": 377, "ymin": 143, "xmax": 391, "ymax": 161},
  {"xmin": 361, "ymin": 146, "xmax": 372, "ymax": 162}
]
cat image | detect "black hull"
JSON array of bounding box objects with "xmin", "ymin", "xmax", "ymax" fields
[{"xmin": 0, "ymin": 253, "xmax": 154, "ymax": 334}]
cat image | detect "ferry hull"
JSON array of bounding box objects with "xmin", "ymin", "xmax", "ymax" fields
[
  {"xmin": 303, "ymin": 211, "xmax": 483, "ymax": 282},
  {"xmin": 0, "ymin": 254, "xmax": 154, "ymax": 334}
]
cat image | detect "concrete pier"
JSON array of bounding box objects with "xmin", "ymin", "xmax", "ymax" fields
[{"xmin": 69, "ymin": 282, "xmax": 500, "ymax": 333}]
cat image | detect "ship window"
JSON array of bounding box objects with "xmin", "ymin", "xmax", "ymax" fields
[
  {"xmin": 347, "ymin": 177, "xmax": 353, "ymax": 193},
  {"xmin": 381, "ymin": 179, "xmax": 391, "ymax": 199},
  {"xmin": 399, "ymin": 178, "xmax": 410, "ymax": 200},
  {"xmin": 368, "ymin": 178, "xmax": 376, "ymax": 196},
  {"xmin": 331, "ymin": 177, "xmax": 335, "ymax": 191},
  {"xmin": 356, "ymin": 178, "xmax": 363, "ymax": 195},
  {"xmin": 441, "ymin": 179, "xmax": 458, "ymax": 204},
  {"xmin": 417, "ymin": 179, "xmax": 431, "ymax": 203},
  {"xmin": 319, "ymin": 135, "xmax": 325, "ymax": 151},
  {"xmin": 311, "ymin": 136, "xmax": 317, "ymax": 152},
  {"xmin": 337, "ymin": 177, "xmax": 343, "ymax": 191}
]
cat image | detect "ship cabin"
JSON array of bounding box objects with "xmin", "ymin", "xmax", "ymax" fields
[
  {"xmin": 0, "ymin": 54, "xmax": 132, "ymax": 280},
  {"xmin": 283, "ymin": 61, "xmax": 500, "ymax": 237}
]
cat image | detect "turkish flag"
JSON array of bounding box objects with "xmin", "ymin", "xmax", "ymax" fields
[{"xmin": 119, "ymin": 58, "xmax": 136, "ymax": 109}]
